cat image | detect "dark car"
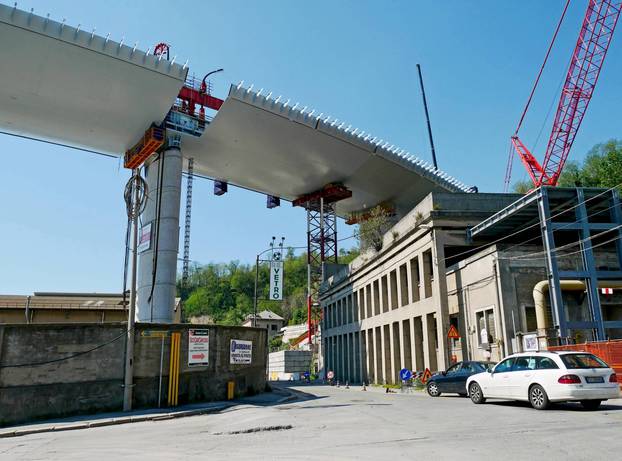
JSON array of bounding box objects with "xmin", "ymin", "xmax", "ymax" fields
[{"xmin": 427, "ymin": 361, "xmax": 495, "ymax": 397}]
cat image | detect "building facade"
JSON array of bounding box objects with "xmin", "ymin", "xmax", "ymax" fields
[{"xmin": 320, "ymin": 188, "xmax": 622, "ymax": 385}]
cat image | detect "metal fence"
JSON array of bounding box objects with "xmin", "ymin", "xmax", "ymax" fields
[{"xmin": 549, "ymin": 340, "xmax": 622, "ymax": 387}]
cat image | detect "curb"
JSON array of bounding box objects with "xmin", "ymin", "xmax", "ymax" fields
[
  {"xmin": 0, "ymin": 404, "xmax": 230, "ymax": 439},
  {"xmin": 0, "ymin": 390, "xmax": 301, "ymax": 439}
]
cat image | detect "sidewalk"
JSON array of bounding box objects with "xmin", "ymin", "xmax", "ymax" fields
[{"xmin": 0, "ymin": 386, "xmax": 298, "ymax": 439}]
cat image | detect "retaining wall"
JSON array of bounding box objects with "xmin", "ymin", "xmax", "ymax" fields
[{"xmin": 0, "ymin": 323, "xmax": 267, "ymax": 426}]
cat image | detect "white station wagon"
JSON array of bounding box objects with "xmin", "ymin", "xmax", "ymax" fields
[{"xmin": 466, "ymin": 351, "xmax": 620, "ymax": 410}]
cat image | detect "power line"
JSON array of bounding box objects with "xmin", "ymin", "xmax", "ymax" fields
[
  {"xmin": 497, "ymin": 224, "xmax": 622, "ymax": 262},
  {"xmin": 0, "ymin": 331, "xmax": 125, "ymax": 369},
  {"xmin": 0, "ymin": 130, "xmax": 117, "ymax": 159}
]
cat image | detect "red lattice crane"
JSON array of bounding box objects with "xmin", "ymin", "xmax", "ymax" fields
[{"xmin": 505, "ymin": 0, "xmax": 621, "ymax": 191}]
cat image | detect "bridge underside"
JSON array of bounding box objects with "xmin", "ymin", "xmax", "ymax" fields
[{"xmin": 186, "ymin": 84, "xmax": 471, "ymax": 218}]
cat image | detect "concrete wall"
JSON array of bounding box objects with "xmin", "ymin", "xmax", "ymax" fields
[
  {"xmin": 268, "ymin": 350, "xmax": 312, "ymax": 381},
  {"xmin": 0, "ymin": 323, "xmax": 267, "ymax": 427}
]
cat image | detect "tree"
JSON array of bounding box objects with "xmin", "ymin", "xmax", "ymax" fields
[{"xmin": 354, "ymin": 205, "xmax": 393, "ymax": 252}]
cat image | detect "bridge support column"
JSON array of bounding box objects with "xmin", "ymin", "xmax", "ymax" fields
[{"xmin": 137, "ymin": 135, "xmax": 182, "ymax": 323}]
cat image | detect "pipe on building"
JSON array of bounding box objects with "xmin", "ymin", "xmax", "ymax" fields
[{"xmin": 533, "ymin": 279, "xmax": 622, "ymax": 344}]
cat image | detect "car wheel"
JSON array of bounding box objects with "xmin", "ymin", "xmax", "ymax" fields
[
  {"xmin": 427, "ymin": 381, "xmax": 441, "ymax": 397},
  {"xmin": 580, "ymin": 400, "xmax": 602, "ymax": 410},
  {"xmin": 529, "ymin": 384, "xmax": 550, "ymax": 410},
  {"xmin": 469, "ymin": 382, "xmax": 486, "ymax": 404}
]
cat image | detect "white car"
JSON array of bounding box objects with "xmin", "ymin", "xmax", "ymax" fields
[{"xmin": 466, "ymin": 351, "xmax": 620, "ymax": 410}]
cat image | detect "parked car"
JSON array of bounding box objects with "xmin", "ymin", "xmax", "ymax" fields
[
  {"xmin": 427, "ymin": 361, "xmax": 495, "ymax": 397},
  {"xmin": 466, "ymin": 351, "xmax": 620, "ymax": 410}
]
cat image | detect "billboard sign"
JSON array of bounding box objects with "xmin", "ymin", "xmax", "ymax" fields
[
  {"xmin": 269, "ymin": 251, "xmax": 284, "ymax": 301},
  {"xmin": 230, "ymin": 339, "xmax": 252, "ymax": 364},
  {"xmin": 188, "ymin": 329, "xmax": 209, "ymax": 367}
]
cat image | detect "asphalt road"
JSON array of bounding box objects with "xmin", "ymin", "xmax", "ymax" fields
[{"xmin": 2, "ymin": 384, "xmax": 621, "ymax": 460}]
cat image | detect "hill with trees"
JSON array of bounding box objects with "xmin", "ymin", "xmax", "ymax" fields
[{"xmin": 178, "ymin": 248, "xmax": 359, "ymax": 326}]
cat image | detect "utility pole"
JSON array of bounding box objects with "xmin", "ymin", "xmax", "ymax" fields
[
  {"xmin": 416, "ymin": 64, "xmax": 438, "ymax": 170},
  {"xmin": 123, "ymin": 170, "xmax": 140, "ymax": 412},
  {"xmin": 253, "ymin": 237, "xmax": 285, "ymax": 327}
]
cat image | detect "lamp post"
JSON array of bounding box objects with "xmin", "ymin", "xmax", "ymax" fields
[{"xmin": 253, "ymin": 237, "xmax": 285, "ymax": 327}]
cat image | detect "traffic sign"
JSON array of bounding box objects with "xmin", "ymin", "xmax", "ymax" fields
[
  {"xmin": 327, "ymin": 370, "xmax": 335, "ymax": 380},
  {"xmin": 421, "ymin": 368, "xmax": 432, "ymax": 384},
  {"xmin": 447, "ymin": 324, "xmax": 460, "ymax": 339},
  {"xmin": 399, "ymin": 368, "xmax": 412, "ymax": 381}
]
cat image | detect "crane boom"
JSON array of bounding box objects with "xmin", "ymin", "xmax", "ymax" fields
[{"xmin": 511, "ymin": 0, "xmax": 621, "ymax": 188}]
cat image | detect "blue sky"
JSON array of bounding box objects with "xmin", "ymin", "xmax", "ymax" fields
[{"xmin": 1, "ymin": 0, "xmax": 621, "ymax": 294}]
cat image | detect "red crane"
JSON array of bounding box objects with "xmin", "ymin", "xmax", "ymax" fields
[{"xmin": 504, "ymin": 0, "xmax": 621, "ymax": 191}]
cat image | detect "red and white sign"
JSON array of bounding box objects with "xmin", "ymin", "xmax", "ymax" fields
[
  {"xmin": 601, "ymin": 288, "xmax": 614, "ymax": 295},
  {"xmin": 447, "ymin": 324, "xmax": 460, "ymax": 339},
  {"xmin": 188, "ymin": 329, "xmax": 209, "ymax": 367},
  {"xmin": 137, "ymin": 222, "xmax": 152, "ymax": 253},
  {"xmin": 327, "ymin": 370, "xmax": 335, "ymax": 380},
  {"xmin": 421, "ymin": 368, "xmax": 432, "ymax": 384}
]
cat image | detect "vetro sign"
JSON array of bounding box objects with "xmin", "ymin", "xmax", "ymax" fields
[
  {"xmin": 230, "ymin": 339, "xmax": 252, "ymax": 364},
  {"xmin": 269, "ymin": 251, "xmax": 284, "ymax": 301}
]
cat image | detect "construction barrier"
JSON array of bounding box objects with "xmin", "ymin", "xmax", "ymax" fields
[{"xmin": 549, "ymin": 340, "xmax": 622, "ymax": 388}]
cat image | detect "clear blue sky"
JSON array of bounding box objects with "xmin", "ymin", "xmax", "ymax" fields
[{"xmin": 1, "ymin": 0, "xmax": 621, "ymax": 295}]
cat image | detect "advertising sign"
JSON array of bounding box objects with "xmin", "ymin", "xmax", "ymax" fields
[
  {"xmin": 230, "ymin": 339, "xmax": 253, "ymax": 364},
  {"xmin": 269, "ymin": 252, "xmax": 284, "ymax": 301},
  {"xmin": 188, "ymin": 329, "xmax": 209, "ymax": 367},
  {"xmin": 137, "ymin": 222, "xmax": 152, "ymax": 253}
]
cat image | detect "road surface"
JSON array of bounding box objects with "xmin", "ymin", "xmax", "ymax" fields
[{"xmin": 1, "ymin": 383, "xmax": 621, "ymax": 460}]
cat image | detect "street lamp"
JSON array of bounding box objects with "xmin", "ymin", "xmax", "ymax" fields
[{"xmin": 253, "ymin": 237, "xmax": 285, "ymax": 327}]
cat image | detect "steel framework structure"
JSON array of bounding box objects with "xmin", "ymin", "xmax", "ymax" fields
[
  {"xmin": 294, "ymin": 184, "xmax": 351, "ymax": 344},
  {"xmin": 509, "ymin": 0, "xmax": 621, "ymax": 188},
  {"xmin": 182, "ymin": 157, "xmax": 194, "ymax": 287}
]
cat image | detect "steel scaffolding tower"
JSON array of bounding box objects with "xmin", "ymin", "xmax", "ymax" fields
[
  {"xmin": 294, "ymin": 184, "xmax": 352, "ymax": 344},
  {"xmin": 182, "ymin": 157, "xmax": 194, "ymax": 287}
]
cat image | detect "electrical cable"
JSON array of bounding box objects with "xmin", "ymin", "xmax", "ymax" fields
[
  {"xmin": 497, "ymin": 224, "xmax": 622, "ymax": 262},
  {"xmin": 499, "ymin": 199, "xmax": 622, "ymax": 256},
  {"xmin": 122, "ymin": 172, "xmax": 148, "ymax": 312},
  {"xmin": 0, "ymin": 332, "xmax": 125, "ymax": 369},
  {"xmin": 148, "ymin": 151, "xmax": 166, "ymax": 314}
]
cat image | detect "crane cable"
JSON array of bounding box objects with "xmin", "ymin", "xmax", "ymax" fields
[{"xmin": 505, "ymin": 0, "xmax": 571, "ymax": 191}]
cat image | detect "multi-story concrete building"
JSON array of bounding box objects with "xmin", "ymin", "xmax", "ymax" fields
[{"xmin": 320, "ymin": 187, "xmax": 622, "ymax": 385}]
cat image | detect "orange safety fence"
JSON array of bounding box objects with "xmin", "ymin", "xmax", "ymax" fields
[{"xmin": 549, "ymin": 340, "xmax": 622, "ymax": 388}]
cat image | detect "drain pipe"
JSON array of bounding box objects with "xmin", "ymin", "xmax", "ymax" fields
[{"xmin": 533, "ymin": 279, "xmax": 622, "ymax": 347}]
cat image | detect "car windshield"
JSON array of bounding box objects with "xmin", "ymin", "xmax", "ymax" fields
[{"xmin": 560, "ymin": 353, "xmax": 608, "ymax": 369}]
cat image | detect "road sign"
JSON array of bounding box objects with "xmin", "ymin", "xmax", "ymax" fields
[
  {"xmin": 421, "ymin": 368, "xmax": 432, "ymax": 384},
  {"xmin": 447, "ymin": 324, "xmax": 460, "ymax": 339},
  {"xmin": 327, "ymin": 370, "xmax": 335, "ymax": 380},
  {"xmin": 399, "ymin": 368, "xmax": 412, "ymax": 381},
  {"xmin": 188, "ymin": 329, "xmax": 209, "ymax": 367}
]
